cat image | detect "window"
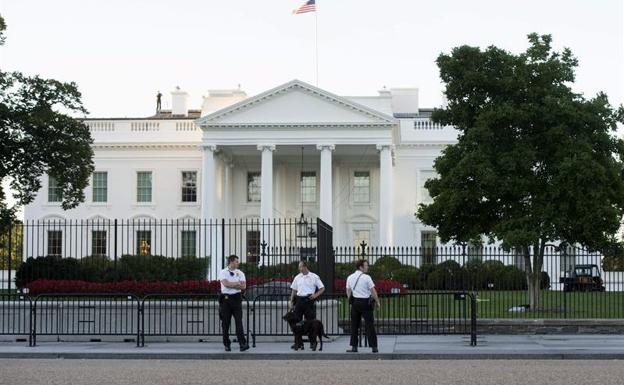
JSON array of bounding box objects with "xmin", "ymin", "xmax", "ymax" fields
[
  {"xmin": 47, "ymin": 230, "xmax": 62, "ymax": 256},
  {"xmin": 421, "ymin": 231, "xmax": 437, "ymax": 265},
  {"xmin": 180, "ymin": 230, "xmax": 197, "ymax": 257},
  {"xmin": 48, "ymin": 176, "xmax": 62, "ymax": 202},
  {"xmin": 353, "ymin": 171, "xmax": 370, "ymax": 203},
  {"xmin": 419, "ymin": 170, "xmax": 436, "ymax": 204},
  {"xmin": 301, "ymin": 171, "xmax": 316, "ymax": 203},
  {"xmin": 136, "ymin": 171, "xmax": 152, "ymax": 202},
  {"xmin": 247, "ymin": 172, "xmax": 261, "ymax": 202},
  {"xmin": 354, "ymin": 230, "xmax": 370, "ymax": 250},
  {"xmin": 92, "ymin": 230, "xmax": 107, "ymax": 256},
  {"xmin": 181, "ymin": 171, "xmax": 197, "ymax": 202},
  {"xmin": 136, "ymin": 230, "xmax": 151, "ymax": 255},
  {"xmin": 92, "ymin": 172, "xmax": 108, "ymax": 202},
  {"xmin": 246, "ymin": 230, "xmax": 260, "ymax": 263}
]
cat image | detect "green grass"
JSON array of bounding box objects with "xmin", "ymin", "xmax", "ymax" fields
[{"xmin": 326, "ymin": 290, "xmax": 624, "ymax": 319}]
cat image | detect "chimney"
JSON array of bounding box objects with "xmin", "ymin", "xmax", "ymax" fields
[
  {"xmin": 171, "ymin": 86, "xmax": 189, "ymax": 117},
  {"xmin": 390, "ymin": 88, "xmax": 419, "ymax": 115},
  {"xmin": 201, "ymin": 87, "xmax": 248, "ymax": 116}
]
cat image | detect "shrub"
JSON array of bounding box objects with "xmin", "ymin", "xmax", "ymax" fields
[
  {"xmin": 15, "ymin": 254, "xmax": 210, "ymax": 287},
  {"xmin": 335, "ymin": 262, "xmax": 355, "ymax": 279},
  {"xmin": 369, "ymin": 256, "xmax": 402, "ymax": 280},
  {"xmin": 15, "ymin": 256, "xmax": 82, "ymax": 287},
  {"xmin": 392, "ymin": 266, "xmax": 420, "ymax": 289}
]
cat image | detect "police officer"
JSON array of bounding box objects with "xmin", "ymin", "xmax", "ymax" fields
[
  {"xmin": 346, "ymin": 259, "xmax": 380, "ymax": 353},
  {"xmin": 289, "ymin": 261, "xmax": 325, "ymax": 319},
  {"xmin": 289, "ymin": 261, "xmax": 325, "ymax": 349},
  {"xmin": 218, "ymin": 254, "xmax": 250, "ymax": 352}
]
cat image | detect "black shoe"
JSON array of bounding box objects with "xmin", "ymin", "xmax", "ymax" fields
[
  {"xmin": 372, "ymin": 347, "xmax": 378, "ymax": 353},
  {"xmin": 290, "ymin": 344, "xmax": 297, "ymax": 350},
  {"xmin": 240, "ymin": 344, "xmax": 250, "ymax": 352},
  {"xmin": 224, "ymin": 346, "xmax": 231, "ymax": 352},
  {"xmin": 346, "ymin": 347, "xmax": 358, "ymax": 353}
]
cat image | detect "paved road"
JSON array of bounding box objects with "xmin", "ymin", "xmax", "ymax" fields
[{"xmin": 1, "ymin": 359, "xmax": 624, "ymax": 385}]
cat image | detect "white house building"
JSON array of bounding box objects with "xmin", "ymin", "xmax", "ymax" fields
[
  {"xmin": 24, "ymin": 80, "xmax": 458, "ymax": 250},
  {"xmin": 20, "ymin": 79, "xmax": 608, "ymax": 285}
]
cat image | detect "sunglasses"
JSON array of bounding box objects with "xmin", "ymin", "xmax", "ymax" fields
[{"xmin": 229, "ymin": 271, "xmax": 235, "ymax": 277}]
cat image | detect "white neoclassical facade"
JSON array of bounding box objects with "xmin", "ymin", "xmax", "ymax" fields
[{"xmin": 24, "ymin": 79, "xmax": 460, "ymax": 248}]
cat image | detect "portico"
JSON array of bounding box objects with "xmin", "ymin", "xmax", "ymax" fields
[{"xmin": 196, "ymin": 80, "xmax": 397, "ymax": 246}]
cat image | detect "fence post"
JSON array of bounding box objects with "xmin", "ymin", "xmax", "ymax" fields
[
  {"xmin": 8, "ymin": 221, "xmax": 12, "ymax": 292},
  {"xmin": 221, "ymin": 218, "xmax": 225, "ymax": 268},
  {"xmin": 113, "ymin": 219, "xmax": 118, "ymax": 271},
  {"xmin": 470, "ymin": 292, "xmax": 477, "ymax": 346}
]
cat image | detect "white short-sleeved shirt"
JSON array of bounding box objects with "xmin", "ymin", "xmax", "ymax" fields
[
  {"xmin": 346, "ymin": 271, "xmax": 375, "ymax": 298},
  {"xmin": 290, "ymin": 272, "xmax": 324, "ymax": 297},
  {"xmin": 219, "ymin": 268, "xmax": 246, "ymax": 294}
]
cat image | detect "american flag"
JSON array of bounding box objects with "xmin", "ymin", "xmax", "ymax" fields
[{"xmin": 292, "ymin": 0, "xmax": 316, "ymax": 14}]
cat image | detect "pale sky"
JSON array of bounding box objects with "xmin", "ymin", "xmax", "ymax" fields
[{"xmin": 1, "ymin": 0, "xmax": 623, "ymax": 118}]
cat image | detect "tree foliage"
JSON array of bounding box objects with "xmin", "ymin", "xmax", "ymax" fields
[
  {"xmin": 417, "ymin": 34, "xmax": 624, "ymax": 308},
  {"xmin": 0, "ymin": 14, "xmax": 94, "ymax": 222},
  {"xmin": 418, "ymin": 33, "xmax": 624, "ymax": 253}
]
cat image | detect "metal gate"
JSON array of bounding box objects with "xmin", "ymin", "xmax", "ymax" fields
[{"xmin": 316, "ymin": 218, "xmax": 334, "ymax": 294}]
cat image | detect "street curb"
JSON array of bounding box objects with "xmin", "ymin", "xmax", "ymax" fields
[{"xmin": 2, "ymin": 352, "xmax": 624, "ymax": 360}]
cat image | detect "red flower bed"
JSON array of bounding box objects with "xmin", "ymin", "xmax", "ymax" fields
[
  {"xmin": 24, "ymin": 277, "xmax": 404, "ymax": 296},
  {"xmin": 333, "ymin": 279, "xmax": 404, "ymax": 294}
]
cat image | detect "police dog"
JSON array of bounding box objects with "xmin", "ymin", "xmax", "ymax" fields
[{"xmin": 283, "ymin": 310, "xmax": 329, "ymax": 351}]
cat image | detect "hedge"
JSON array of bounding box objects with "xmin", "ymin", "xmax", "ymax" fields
[
  {"xmin": 24, "ymin": 277, "xmax": 405, "ymax": 296},
  {"xmin": 15, "ymin": 254, "xmax": 209, "ymax": 287}
]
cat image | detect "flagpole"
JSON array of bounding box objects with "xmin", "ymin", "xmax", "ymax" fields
[{"xmin": 315, "ymin": 7, "xmax": 319, "ymax": 87}]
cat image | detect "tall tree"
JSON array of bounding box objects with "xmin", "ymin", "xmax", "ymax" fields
[
  {"xmin": 0, "ymin": 14, "xmax": 94, "ymax": 223},
  {"xmin": 417, "ymin": 34, "xmax": 624, "ymax": 310}
]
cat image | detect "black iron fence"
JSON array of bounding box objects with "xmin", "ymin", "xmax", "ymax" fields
[
  {"xmin": 336, "ymin": 243, "xmax": 621, "ymax": 319},
  {"xmin": 31, "ymin": 294, "xmax": 141, "ymax": 347},
  {"xmin": 2, "ymin": 219, "xmax": 624, "ymax": 320},
  {"xmin": 0, "ymin": 218, "xmax": 321, "ymax": 289},
  {"xmin": 0, "ymin": 291, "xmax": 476, "ymax": 347},
  {"xmin": 140, "ymin": 293, "xmax": 250, "ymax": 347},
  {"xmin": 250, "ymin": 292, "xmax": 477, "ymax": 347}
]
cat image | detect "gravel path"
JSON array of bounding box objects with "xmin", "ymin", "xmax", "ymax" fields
[{"xmin": 2, "ymin": 359, "xmax": 624, "ymax": 385}]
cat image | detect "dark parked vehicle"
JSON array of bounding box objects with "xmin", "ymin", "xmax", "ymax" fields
[{"xmin": 560, "ymin": 264, "xmax": 606, "ymax": 292}]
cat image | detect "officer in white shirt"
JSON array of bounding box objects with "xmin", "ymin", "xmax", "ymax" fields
[
  {"xmin": 345, "ymin": 259, "xmax": 380, "ymax": 353},
  {"xmin": 289, "ymin": 260, "xmax": 325, "ymax": 349},
  {"xmin": 218, "ymin": 254, "xmax": 250, "ymax": 352}
]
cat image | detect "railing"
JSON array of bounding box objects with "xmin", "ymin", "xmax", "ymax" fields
[
  {"xmin": 1, "ymin": 292, "xmax": 476, "ymax": 347},
  {"xmin": 413, "ymin": 118, "xmax": 448, "ymax": 130},
  {"xmin": 84, "ymin": 119, "xmax": 201, "ymax": 142},
  {"xmin": 31, "ymin": 293, "xmax": 141, "ymax": 347},
  {"xmin": 0, "ymin": 294, "xmax": 31, "ymax": 345},
  {"xmin": 140, "ymin": 293, "xmax": 250, "ymax": 347},
  {"xmin": 250, "ymin": 292, "xmax": 477, "ymax": 347}
]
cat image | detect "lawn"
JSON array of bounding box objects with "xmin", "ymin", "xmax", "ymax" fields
[{"xmin": 320, "ymin": 290, "xmax": 624, "ymax": 320}]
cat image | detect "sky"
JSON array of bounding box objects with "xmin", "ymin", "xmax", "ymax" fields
[
  {"xmin": 1, "ymin": 0, "xmax": 623, "ymax": 118},
  {"xmin": 1, "ymin": 0, "xmax": 623, "ymax": 219}
]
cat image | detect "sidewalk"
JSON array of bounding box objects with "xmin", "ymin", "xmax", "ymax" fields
[{"xmin": 1, "ymin": 335, "xmax": 624, "ymax": 359}]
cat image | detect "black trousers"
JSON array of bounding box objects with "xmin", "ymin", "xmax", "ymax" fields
[
  {"xmin": 293, "ymin": 296, "xmax": 316, "ymax": 322},
  {"xmin": 350, "ymin": 298, "xmax": 378, "ymax": 348},
  {"xmin": 219, "ymin": 294, "xmax": 246, "ymax": 347}
]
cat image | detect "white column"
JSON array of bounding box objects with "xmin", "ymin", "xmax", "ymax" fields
[
  {"xmin": 224, "ymin": 161, "xmax": 233, "ymax": 219},
  {"xmin": 377, "ymin": 144, "xmax": 394, "ymax": 245},
  {"xmin": 200, "ymin": 144, "xmax": 217, "ymax": 220},
  {"xmin": 317, "ymin": 144, "xmax": 335, "ymax": 226},
  {"xmin": 258, "ymin": 145, "xmax": 275, "ymax": 219}
]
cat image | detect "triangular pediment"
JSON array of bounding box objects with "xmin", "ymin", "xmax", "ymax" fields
[{"xmin": 196, "ymin": 80, "xmax": 395, "ymax": 127}]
